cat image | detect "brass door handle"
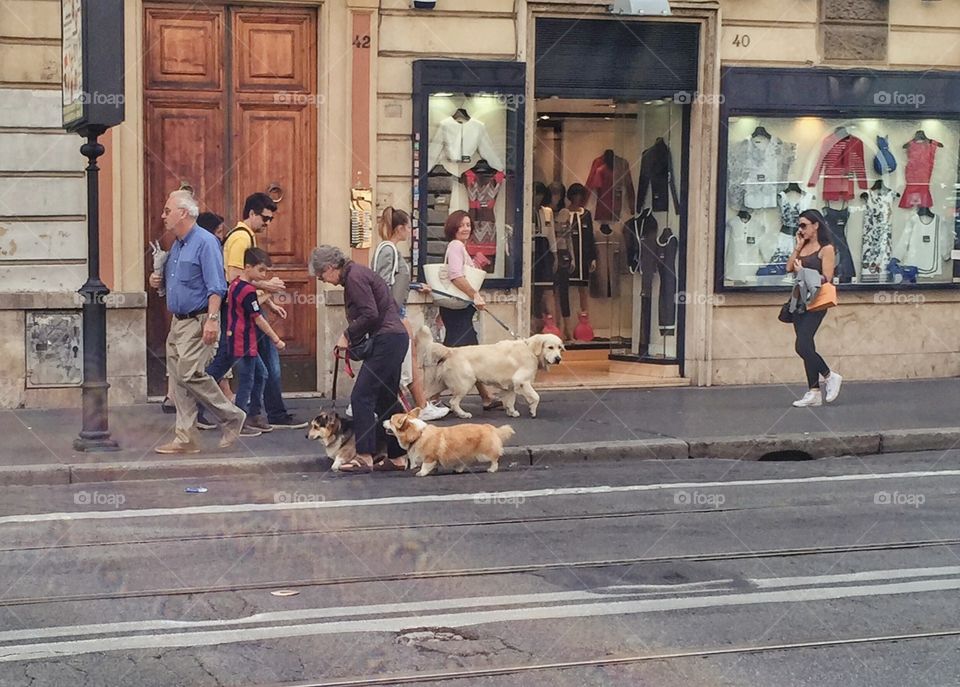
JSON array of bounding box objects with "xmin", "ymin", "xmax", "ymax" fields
[{"xmin": 266, "ymin": 182, "xmax": 284, "ymax": 203}]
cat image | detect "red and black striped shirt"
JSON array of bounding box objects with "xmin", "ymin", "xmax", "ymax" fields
[{"xmin": 226, "ymin": 278, "xmax": 261, "ymax": 357}]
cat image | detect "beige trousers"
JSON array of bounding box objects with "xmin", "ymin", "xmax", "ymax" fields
[{"xmin": 166, "ymin": 315, "xmax": 243, "ymax": 443}]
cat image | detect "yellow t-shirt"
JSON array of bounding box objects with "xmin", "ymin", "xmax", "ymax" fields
[{"xmin": 223, "ymin": 222, "xmax": 257, "ymax": 275}]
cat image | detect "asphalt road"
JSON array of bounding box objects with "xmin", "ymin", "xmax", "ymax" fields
[{"xmin": 2, "ymin": 451, "xmax": 960, "ymax": 686}]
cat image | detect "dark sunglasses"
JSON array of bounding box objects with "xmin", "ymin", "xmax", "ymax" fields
[{"xmin": 259, "ymin": 213, "xmax": 274, "ymax": 224}]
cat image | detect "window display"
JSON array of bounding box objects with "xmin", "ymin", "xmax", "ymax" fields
[
  {"xmin": 532, "ymin": 99, "xmax": 685, "ymax": 361},
  {"xmin": 413, "ymin": 60, "xmax": 525, "ymax": 288},
  {"xmin": 721, "ymin": 116, "xmax": 959, "ymax": 288}
]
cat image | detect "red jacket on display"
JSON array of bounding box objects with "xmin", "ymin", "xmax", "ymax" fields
[
  {"xmin": 586, "ymin": 152, "xmax": 636, "ymax": 222},
  {"xmin": 807, "ymin": 133, "xmax": 868, "ymax": 201}
]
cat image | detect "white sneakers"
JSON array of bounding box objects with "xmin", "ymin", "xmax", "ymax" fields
[
  {"xmin": 419, "ymin": 400, "xmax": 450, "ymax": 421},
  {"xmin": 793, "ymin": 372, "xmax": 842, "ymax": 408},
  {"xmin": 823, "ymin": 372, "xmax": 843, "ymax": 403},
  {"xmin": 792, "ymin": 390, "xmax": 823, "ymax": 407},
  {"xmin": 345, "ymin": 400, "xmax": 449, "ymax": 421}
]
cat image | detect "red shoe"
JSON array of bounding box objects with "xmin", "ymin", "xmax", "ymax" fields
[
  {"xmin": 541, "ymin": 314, "xmax": 562, "ymax": 337},
  {"xmin": 573, "ymin": 312, "xmax": 594, "ymax": 341}
]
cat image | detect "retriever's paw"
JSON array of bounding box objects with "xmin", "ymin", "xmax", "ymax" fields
[{"xmin": 506, "ymin": 409, "xmax": 520, "ymax": 418}]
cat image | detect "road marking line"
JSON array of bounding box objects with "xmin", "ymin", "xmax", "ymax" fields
[
  {"xmin": 3, "ymin": 469, "xmax": 960, "ymax": 525},
  {"xmin": 4, "ymin": 575, "xmax": 960, "ymax": 662},
  {"xmin": 3, "ymin": 565, "xmax": 960, "ymax": 649}
]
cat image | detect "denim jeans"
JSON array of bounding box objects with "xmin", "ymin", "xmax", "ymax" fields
[
  {"xmin": 204, "ymin": 314, "xmax": 234, "ymax": 381},
  {"xmin": 233, "ymin": 355, "xmax": 267, "ymax": 418},
  {"xmin": 257, "ymin": 331, "xmax": 289, "ymax": 422}
]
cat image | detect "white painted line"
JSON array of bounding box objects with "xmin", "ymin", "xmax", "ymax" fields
[
  {"xmin": 0, "ymin": 589, "xmax": 606, "ymax": 643},
  {"xmin": 3, "ymin": 469, "xmax": 960, "ymax": 525},
  {"xmin": 4, "ymin": 574, "xmax": 960, "ymax": 662}
]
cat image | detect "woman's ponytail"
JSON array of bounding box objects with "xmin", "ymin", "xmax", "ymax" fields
[{"xmin": 378, "ymin": 206, "xmax": 411, "ymax": 241}]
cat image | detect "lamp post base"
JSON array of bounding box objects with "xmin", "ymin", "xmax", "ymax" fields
[{"xmin": 73, "ymin": 435, "xmax": 121, "ymax": 452}]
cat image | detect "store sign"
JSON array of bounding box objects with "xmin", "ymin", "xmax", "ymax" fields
[{"xmin": 60, "ymin": 0, "xmax": 125, "ymax": 133}]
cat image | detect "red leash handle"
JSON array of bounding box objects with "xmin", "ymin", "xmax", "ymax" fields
[{"xmin": 334, "ymin": 346, "xmax": 355, "ymax": 378}]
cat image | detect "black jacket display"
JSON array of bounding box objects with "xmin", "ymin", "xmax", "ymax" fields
[{"xmin": 637, "ymin": 139, "xmax": 680, "ymax": 213}]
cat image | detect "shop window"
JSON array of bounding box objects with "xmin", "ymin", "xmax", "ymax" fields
[
  {"xmin": 412, "ymin": 61, "xmax": 525, "ymax": 288},
  {"xmin": 532, "ymin": 98, "xmax": 686, "ymax": 361},
  {"xmin": 718, "ymin": 68, "xmax": 960, "ymax": 292}
]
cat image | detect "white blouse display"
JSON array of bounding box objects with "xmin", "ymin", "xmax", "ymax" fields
[
  {"xmin": 895, "ymin": 213, "xmax": 951, "ymax": 276},
  {"xmin": 428, "ymin": 116, "xmax": 504, "ymax": 171},
  {"xmin": 725, "ymin": 214, "xmax": 769, "ymax": 282}
]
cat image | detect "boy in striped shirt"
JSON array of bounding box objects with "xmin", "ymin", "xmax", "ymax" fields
[{"xmin": 227, "ymin": 248, "xmax": 286, "ymax": 436}]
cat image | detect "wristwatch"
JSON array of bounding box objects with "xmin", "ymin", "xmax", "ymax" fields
[{"xmin": 208, "ymin": 312, "xmax": 220, "ymax": 322}]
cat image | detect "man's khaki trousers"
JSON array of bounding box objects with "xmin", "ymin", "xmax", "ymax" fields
[{"xmin": 166, "ymin": 315, "xmax": 243, "ymax": 444}]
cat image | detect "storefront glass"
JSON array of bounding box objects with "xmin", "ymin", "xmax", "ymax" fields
[
  {"xmin": 722, "ymin": 115, "xmax": 960, "ymax": 288},
  {"xmin": 423, "ymin": 93, "xmax": 518, "ymax": 280},
  {"xmin": 412, "ymin": 60, "xmax": 526, "ymax": 290},
  {"xmin": 531, "ymin": 98, "xmax": 685, "ymax": 361}
]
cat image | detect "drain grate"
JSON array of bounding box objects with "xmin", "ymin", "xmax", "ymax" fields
[{"xmin": 758, "ymin": 450, "xmax": 814, "ymax": 462}]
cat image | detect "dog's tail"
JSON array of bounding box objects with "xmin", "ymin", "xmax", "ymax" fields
[
  {"xmin": 495, "ymin": 425, "xmax": 516, "ymax": 443},
  {"xmin": 417, "ymin": 326, "xmax": 451, "ymax": 366}
]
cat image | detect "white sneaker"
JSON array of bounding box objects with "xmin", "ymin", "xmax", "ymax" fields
[
  {"xmin": 792, "ymin": 390, "xmax": 823, "ymax": 407},
  {"xmin": 419, "ymin": 401, "xmax": 450, "ymax": 422},
  {"xmin": 823, "ymin": 372, "xmax": 843, "ymax": 403},
  {"xmin": 345, "ymin": 404, "xmax": 353, "ymax": 418}
]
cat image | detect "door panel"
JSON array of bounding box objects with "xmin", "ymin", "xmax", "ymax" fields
[
  {"xmin": 144, "ymin": 8, "xmax": 224, "ymax": 91},
  {"xmin": 233, "ymin": 10, "xmax": 314, "ymax": 92},
  {"xmin": 231, "ymin": 8, "xmax": 318, "ymax": 391},
  {"xmin": 144, "ymin": 3, "xmax": 318, "ymax": 396}
]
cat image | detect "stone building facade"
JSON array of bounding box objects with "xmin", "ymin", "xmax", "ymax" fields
[{"xmin": 1, "ymin": 0, "xmax": 959, "ymax": 409}]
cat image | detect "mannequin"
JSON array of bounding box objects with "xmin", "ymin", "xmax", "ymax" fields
[
  {"xmin": 554, "ymin": 183, "xmax": 597, "ymax": 341},
  {"xmin": 531, "ymin": 182, "xmax": 558, "ymax": 333}
]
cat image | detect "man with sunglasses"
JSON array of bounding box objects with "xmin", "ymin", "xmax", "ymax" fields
[{"xmin": 201, "ymin": 192, "xmax": 307, "ymax": 431}]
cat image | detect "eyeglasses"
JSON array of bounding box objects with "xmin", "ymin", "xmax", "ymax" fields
[
  {"xmin": 260, "ymin": 213, "xmax": 274, "ymax": 224},
  {"xmin": 798, "ymin": 221, "xmax": 812, "ymax": 228}
]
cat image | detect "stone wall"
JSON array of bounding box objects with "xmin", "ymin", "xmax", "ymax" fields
[{"xmin": 0, "ymin": 0, "xmax": 145, "ymax": 408}]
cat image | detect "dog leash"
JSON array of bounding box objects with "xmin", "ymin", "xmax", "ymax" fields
[
  {"xmin": 429, "ymin": 288, "xmax": 521, "ymax": 340},
  {"xmin": 330, "ymin": 346, "xmax": 356, "ymax": 407}
]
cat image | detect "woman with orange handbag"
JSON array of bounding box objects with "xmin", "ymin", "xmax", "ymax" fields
[{"xmin": 786, "ymin": 209, "xmax": 842, "ymax": 407}]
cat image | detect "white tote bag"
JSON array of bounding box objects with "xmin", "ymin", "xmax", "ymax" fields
[{"xmin": 423, "ymin": 242, "xmax": 486, "ymax": 309}]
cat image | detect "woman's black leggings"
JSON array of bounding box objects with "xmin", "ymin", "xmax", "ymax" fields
[{"xmin": 793, "ymin": 310, "xmax": 830, "ymax": 389}]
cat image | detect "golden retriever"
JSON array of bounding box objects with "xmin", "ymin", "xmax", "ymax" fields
[
  {"xmin": 383, "ymin": 408, "xmax": 515, "ymax": 477},
  {"xmin": 417, "ymin": 327, "xmax": 564, "ymax": 419}
]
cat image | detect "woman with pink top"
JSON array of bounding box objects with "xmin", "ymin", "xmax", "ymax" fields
[{"xmin": 438, "ymin": 210, "xmax": 501, "ymax": 411}]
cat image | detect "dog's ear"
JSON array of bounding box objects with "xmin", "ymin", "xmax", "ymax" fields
[
  {"xmin": 528, "ymin": 335, "xmax": 545, "ymax": 357},
  {"xmin": 410, "ymin": 407, "xmax": 422, "ymax": 419},
  {"xmin": 397, "ymin": 415, "xmax": 409, "ymax": 430}
]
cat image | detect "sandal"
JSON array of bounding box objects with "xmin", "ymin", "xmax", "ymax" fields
[
  {"xmin": 373, "ymin": 457, "xmax": 407, "ymax": 472},
  {"xmin": 483, "ymin": 399, "xmax": 503, "ymax": 411},
  {"xmin": 338, "ymin": 457, "xmax": 372, "ymax": 474}
]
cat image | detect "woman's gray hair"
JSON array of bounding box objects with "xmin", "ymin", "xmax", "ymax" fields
[
  {"xmin": 309, "ymin": 244, "xmax": 347, "ymax": 276},
  {"xmin": 168, "ymin": 189, "xmax": 199, "ymax": 218}
]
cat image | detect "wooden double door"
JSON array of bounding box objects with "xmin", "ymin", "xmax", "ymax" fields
[{"xmin": 144, "ymin": 2, "xmax": 318, "ymax": 395}]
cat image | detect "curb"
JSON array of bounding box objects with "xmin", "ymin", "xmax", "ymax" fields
[{"xmin": 3, "ymin": 429, "xmax": 960, "ymax": 486}]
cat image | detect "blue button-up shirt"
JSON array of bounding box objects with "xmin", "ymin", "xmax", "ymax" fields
[{"xmin": 164, "ymin": 224, "xmax": 227, "ymax": 315}]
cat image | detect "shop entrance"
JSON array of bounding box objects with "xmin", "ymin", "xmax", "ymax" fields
[{"xmin": 531, "ymin": 16, "xmax": 699, "ymax": 387}]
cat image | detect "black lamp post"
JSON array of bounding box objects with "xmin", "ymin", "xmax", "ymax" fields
[
  {"xmin": 62, "ymin": 0, "xmax": 124, "ymax": 451},
  {"xmin": 73, "ymin": 128, "xmax": 118, "ymax": 451}
]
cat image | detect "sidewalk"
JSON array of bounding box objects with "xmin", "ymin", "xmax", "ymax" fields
[{"xmin": 3, "ymin": 378, "xmax": 960, "ymax": 485}]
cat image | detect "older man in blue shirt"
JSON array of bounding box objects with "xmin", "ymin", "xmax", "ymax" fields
[{"xmin": 149, "ymin": 190, "xmax": 246, "ymax": 453}]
